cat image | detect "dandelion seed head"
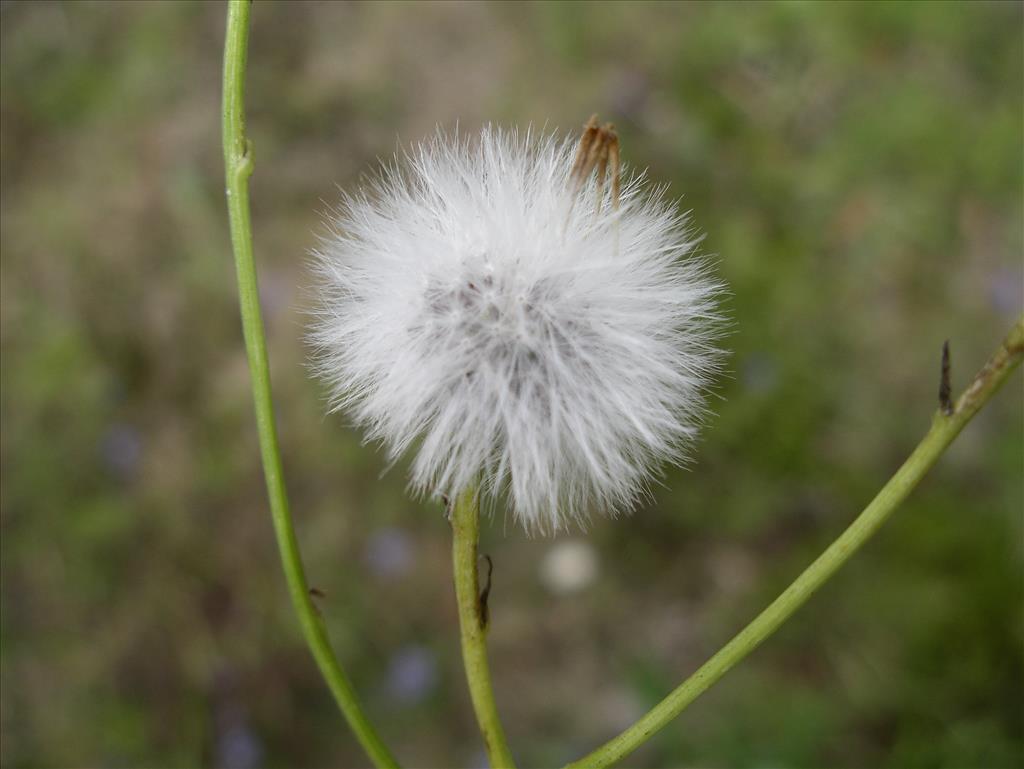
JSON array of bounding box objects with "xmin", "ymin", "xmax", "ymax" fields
[{"xmin": 309, "ymin": 126, "xmax": 724, "ymax": 533}]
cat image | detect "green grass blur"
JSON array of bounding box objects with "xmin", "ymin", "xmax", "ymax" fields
[{"xmin": 1, "ymin": 1, "xmax": 1021, "ymax": 767}]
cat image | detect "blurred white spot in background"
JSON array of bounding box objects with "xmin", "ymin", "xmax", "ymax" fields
[{"xmin": 539, "ymin": 540, "xmax": 599, "ymax": 595}]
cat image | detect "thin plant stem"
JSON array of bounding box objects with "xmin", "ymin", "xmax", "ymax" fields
[
  {"xmin": 567, "ymin": 313, "xmax": 1024, "ymax": 769},
  {"xmin": 452, "ymin": 485, "xmax": 517, "ymax": 768},
  {"xmin": 222, "ymin": 3, "xmax": 399, "ymax": 767}
]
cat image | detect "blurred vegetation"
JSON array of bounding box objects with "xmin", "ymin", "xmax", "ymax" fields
[{"xmin": 1, "ymin": 1, "xmax": 1021, "ymax": 767}]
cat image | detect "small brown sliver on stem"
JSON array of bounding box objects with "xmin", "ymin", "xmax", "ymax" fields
[
  {"xmin": 478, "ymin": 554, "xmax": 494, "ymax": 630},
  {"xmin": 939, "ymin": 340, "xmax": 953, "ymax": 416}
]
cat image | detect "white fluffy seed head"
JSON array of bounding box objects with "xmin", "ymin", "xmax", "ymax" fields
[{"xmin": 309, "ymin": 126, "xmax": 724, "ymax": 534}]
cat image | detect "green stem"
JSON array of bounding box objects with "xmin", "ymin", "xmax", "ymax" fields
[
  {"xmin": 222, "ymin": 3, "xmax": 398, "ymax": 767},
  {"xmin": 568, "ymin": 314, "xmax": 1024, "ymax": 769},
  {"xmin": 452, "ymin": 485, "xmax": 517, "ymax": 768}
]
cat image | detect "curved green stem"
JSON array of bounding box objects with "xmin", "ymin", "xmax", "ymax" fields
[
  {"xmin": 568, "ymin": 314, "xmax": 1024, "ymax": 769},
  {"xmin": 222, "ymin": 3, "xmax": 399, "ymax": 767},
  {"xmin": 452, "ymin": 485, "xmax": 517, "ymax": 768}
]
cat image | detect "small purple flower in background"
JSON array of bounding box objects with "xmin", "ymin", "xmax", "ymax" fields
[
  {"xmin": 100, "ymin": 423, "xmax": 142, "ymax": 481},
  {"xmin": 364, "ymin": 527, "xmax": 415, "ymax": 579},
  {"xmin": 216, "ymin": 721, "xmax": 263, "ymax": 769},
  {"xmin": 211, "ymin": 669, "xmax": 264, "ymax": 769},
  {"xmin": 989, "ymin": 266, "xmax": 1023, "ymax": 316},
  {"xmin": 385, "ymin": 645, "xmax": 438, "ymax": 705}
]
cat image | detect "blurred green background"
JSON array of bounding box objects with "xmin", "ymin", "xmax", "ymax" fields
[{"xmin": 1, "ymin": 1, "xmax": 1022, "ymax": 767}]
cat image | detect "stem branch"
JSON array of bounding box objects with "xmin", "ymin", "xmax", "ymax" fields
[
  {"xmin": 568, "ymin": 313, "xmax": 1024, "ymax": 769},
  {"xmin": 222, "ymin": 3, "xmax": 398, "ymax": 766},
  {"xmin": 452, "ymin": 486, "xmax": 517, "ymax": 768}
]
